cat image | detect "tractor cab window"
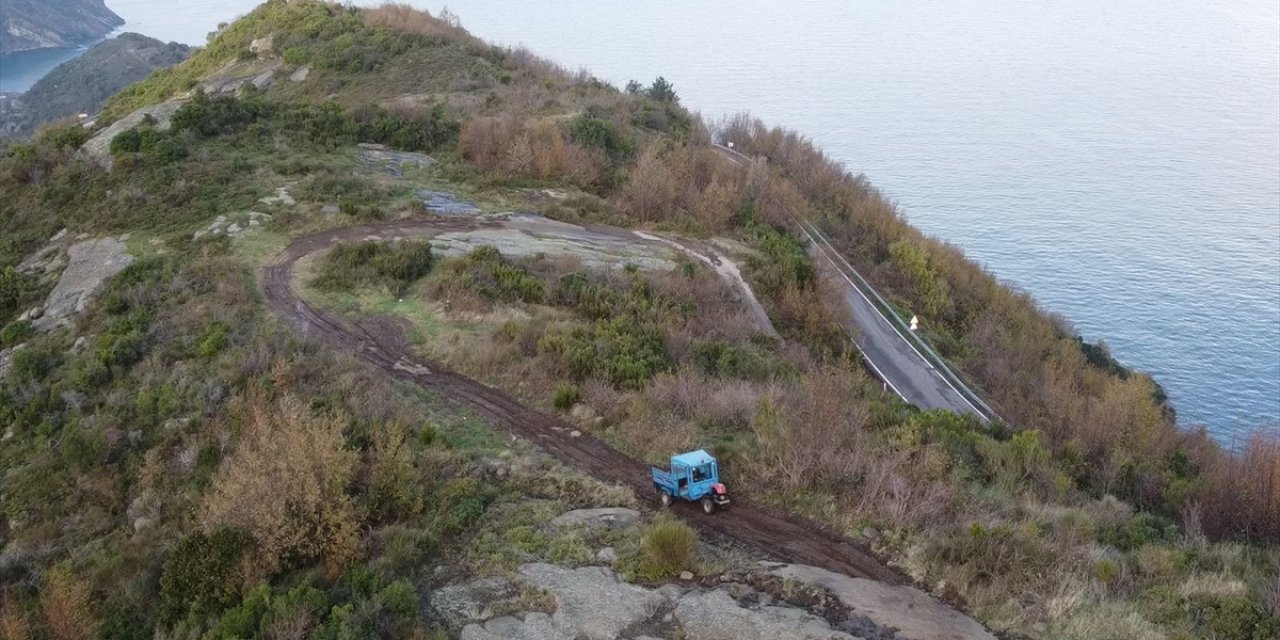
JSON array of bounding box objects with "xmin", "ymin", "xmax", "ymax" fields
[{"xmin": 692, "ymin": 464, "xmax": 711, "ymax": 482}]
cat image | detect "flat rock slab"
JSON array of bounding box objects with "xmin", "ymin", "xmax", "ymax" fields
[
  {"xmin": 461, "ymin": 612, "xmax": 569, "ymax": 640},
  {"xmin": 432, "ymin": 228, "xmax": 679, "ymax": 272},
  {"xmin": 675, "ymin": 590, "xmax": 860, "ymax": 640},
  {"xmin": 549, "ymin": 507, "xmax": 641, "ymax": 530},
  {"xmin": 765, "ymin": 564, "xmax": 995, "ymax": 640},
  {"xmin": 518, "ymin": 563, "xmax": 661, "ymax": 640},
  {"xmin": 430, "ymin": 577, "xmax": 518, "ymax": 627},
  {"xmin": 358, "ymin": 144, "xmax": 434, "ymax": 176},
  {"xmin": 33, "ymin": 237, "xmax": 133, "ymax": 331},
  {"xmin": 417, "ymin": 189, "xmax": 481, "ymax": 215}
]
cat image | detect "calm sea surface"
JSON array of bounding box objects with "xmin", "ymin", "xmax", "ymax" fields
[{"xmin": 7, "ymin": 0, "xmax": 1280, "ymax": 441}]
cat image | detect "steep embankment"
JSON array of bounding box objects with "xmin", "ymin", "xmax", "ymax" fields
[
  {"xmin": 1, "ymin": 33, "xmax": 191, "ymax": 137},
  {"xmin": 0, "ymin": 0, "xmax": 124, "ymax": 55}
]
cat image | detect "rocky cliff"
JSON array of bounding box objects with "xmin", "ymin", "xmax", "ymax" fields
[{"xmin": 0, "ymin": 0, "xmax": 124, "ymax": 55}]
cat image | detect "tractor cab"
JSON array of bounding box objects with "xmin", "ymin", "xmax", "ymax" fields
[{"xmin": 651, "ymin": 449, "xmax": 730, "ymax": 514}]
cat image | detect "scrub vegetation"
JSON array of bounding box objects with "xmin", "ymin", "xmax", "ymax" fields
[{"xmin": 0, "ymin": 2, "xmax": 1275, "ymax": 640}]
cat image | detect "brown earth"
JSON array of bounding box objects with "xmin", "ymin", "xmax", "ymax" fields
[{"xmin": 262, "ymin": 216, "xmax": 905, "ymax": 584}]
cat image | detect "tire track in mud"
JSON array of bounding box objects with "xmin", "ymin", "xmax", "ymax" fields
[{"xmin": 262, "ymin": 217, "xmax": 906, "ymax": 585}]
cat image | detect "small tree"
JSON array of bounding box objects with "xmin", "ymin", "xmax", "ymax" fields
[{"xmin": 646, "ymin": 76, "xmax": 678, "ymax": 103}]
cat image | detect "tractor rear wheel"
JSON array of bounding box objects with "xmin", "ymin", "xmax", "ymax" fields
[
  {"xmin": 660, "ymin": 490, "xmax": 672, "ymax": 508},
  {"xmin": 701, "ymin": 497, "xmax": 715, "ymax": 514}
]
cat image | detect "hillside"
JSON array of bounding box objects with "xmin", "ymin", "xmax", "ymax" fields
[
  {"xmin": 0, "ymin": 2, "xmax": 1276, "ymax": 639},
  {"xmin": 0, "ymin": 0, "xmax": 123, "ymax": 55},
  {"xmin": 0, "ymin": 33, "xmax": 192, "ymax": 138}
]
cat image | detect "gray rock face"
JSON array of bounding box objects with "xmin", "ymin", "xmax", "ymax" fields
[
  {"xmin": 549, "ymin": 507, "xmax": 641, "ymax": 531},
  {"xmin": 461, "ymin": 612, "xmax": 568, "ymax": 640},
  {"xmin": 765, "ymin": 564, "xmax": 996, "ymax": 640},
  {"xmin": 429, "ymin": 577, "xmax": 518, "ymax": 627},
  {"xmin": 416, "ymin": 189, "xmax": 480, "ymax": 215},
  {"xmin": 675, "ymin": 590, "xmax": 858, "ymax": 640},
  {"xmin": 518, "ymin": 563, "xmax": 660, "ymax": 640},
  {"xmin": 33, "ymin": 236, "xmax": 132, "ymax": 331},
  {"xmin": 0, "ymin": 345, "xmax": 24, "ymax": 381}
]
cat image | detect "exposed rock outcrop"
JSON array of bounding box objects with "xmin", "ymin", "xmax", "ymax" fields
[
  {"xmin": 29, "ymin": 236, "xmax": 132, "ymax": 331},
  {"xmin": 82, "ymin": 100, "xmax": 184, "ymax": 168}
]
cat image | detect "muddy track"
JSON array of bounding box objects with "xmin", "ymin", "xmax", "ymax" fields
[{"xmin": 262, "ymin": 218, "xmax": 906, "ymax": 585}]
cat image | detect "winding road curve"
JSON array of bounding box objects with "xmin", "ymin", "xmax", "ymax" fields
[{"xmin": 261, "ymin": 216, "xmax": 904, "ymax": 583}]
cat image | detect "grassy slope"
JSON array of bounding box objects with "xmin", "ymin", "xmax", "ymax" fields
[{"xmin": 0, "ymin": 1, "xmax": 1275, "ymax": 639}]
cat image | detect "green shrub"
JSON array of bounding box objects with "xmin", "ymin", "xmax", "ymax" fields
[
  {"xmin": 353, "ymin": 103, "xmax": 459, "ymax": 153},
  {"xmin": 194, "ymin": 322, "xmax": 231, "ymax": 358},
  {"xmin": 8, "ymin": 343, "xmax": 58, "ymax": 381},
  {"xmin": 552, "ymin": 382, "xmax": 581, "ymax": 411},
  {"xmin": 537, "ymin": 316, "xmax": 671, "ymax": 389},
  {"xmin": 312, "ymin": 240, "xmax": 435, "ymax": 296},
  {"xmin": 171, "ymin": 92, "xmax": 274, "ymax": 137},
  {"xmin": 432, "ymin": 246, "xmax": 544, "ymax": 304},
  {"xmin": 631, "ymin": 515, "xmax": 697, "ymax": 580},
  {"xmin": 692, "ymin": 341, "xmax": 769, "ymax": 381},
  {"xmin": 1190, "ymin": 594, "xmax": 1265, "ymax": 640},
  {"xmin": 0, "ymin": 266, "xmax": 40, "ymax": 327},
  {"xmin": 159, "ymin": 528, "xmax": 256, "ymax": 621},
  {"xmin": 1099, "ymin": 513, "xmax": 1178, "ymax": 552},
  {"xmin": 0, "ymin": 320, "xmax": 33, "ymax": 347},
  {"xmin": 568, "ymin": 114, "xmax": 632, "ymax": 159}
]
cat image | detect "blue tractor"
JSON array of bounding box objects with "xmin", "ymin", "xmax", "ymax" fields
[{"xmin": 651, "ymin": 449, "xmax": 730, "ymax": 514}]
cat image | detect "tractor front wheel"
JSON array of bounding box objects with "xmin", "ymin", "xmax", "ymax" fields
[
  {"xmin": 701, "ymin": 497, "xmax": 715, "ymax": 515},
  {"xmin": 660, "ymin": 490, "xmax": 673, "ymax": 508}
]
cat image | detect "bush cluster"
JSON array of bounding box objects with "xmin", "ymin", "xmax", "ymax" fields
[{"xmin": 312, "ymin": 240, "xmax": 436, "ymax": 296}]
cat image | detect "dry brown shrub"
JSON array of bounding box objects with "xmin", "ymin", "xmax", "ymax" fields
[
  {"xmin": 581, "ymin": 379, "xmax": 628, "ymax": 423},
  {"xmin": 528, "ymin": 121, "xmax": 569, "ymax": 178},
  {"xmin": 364, "ymin": 3, "xmax": 476, "ymax": 43},
  {"xmin": 459, "ymin": 115, "xmax": 520, "ymax": 170},
  {"xmin": 750, "ymin": 367, "xmax": 868, "ymax": 490},
  {"xmin": 1199, "ymin": 432, "xmax": 1280, "ymax": 541},
  {"xmin": 1, "ymin": 596, "xmax": 29, "ymax": 640},
  {"xmin": 853, "ymin": 453, "xmax": 957, "ymax": 528},
  {"xmin": 617, "ymin": 402, "xmax": 698, "ymax": 462},
  {"xmin": 565, "ymin": 143, "xmax": 610, "ymax": 190},
  {"xmin": 694, "ymin": 177, "xmax": 739, "ymax": 231},
  {"xmin": 41, "ymin": 569, "xmax": 95, "ymax": 640},
  {"xmin": 202, "ymin": 394, "xmax": 360, "ymax": 577},
  {"xmin": 621, "ymin": 147, "xmax": 680, "ymax": 222}
]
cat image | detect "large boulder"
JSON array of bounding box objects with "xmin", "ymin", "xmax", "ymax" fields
[{"xmin": 674, "ymin": 590, "xmax": 859, "ymax": 640}]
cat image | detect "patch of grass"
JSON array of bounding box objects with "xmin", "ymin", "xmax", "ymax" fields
[
  {"xmin": 552, "ymin": 382, "xmax": 581, "ymax": 411},
  {"xmin": 620, "ymin": 515, "xmax": 698, "ymax": 582}
]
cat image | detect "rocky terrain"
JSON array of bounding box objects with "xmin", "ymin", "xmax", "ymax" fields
[
  {"xmin": 0, "ymin": 0, "xmax": 123, "ymax": 56},
  {"xmin": 0, "ymin": 33, "xmax": 191, "ymax": 137}
]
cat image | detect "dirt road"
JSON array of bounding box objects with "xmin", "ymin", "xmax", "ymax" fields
[{"xmin": 262, "ymin": 216, "xmax": 904, "ymax": 584}]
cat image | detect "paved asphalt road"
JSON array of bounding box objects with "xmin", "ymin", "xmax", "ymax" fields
[
  {"xmin": 715, "ymin": 144, "xmax": 989, "ymax": 419},
  {"xmin": 798, "ymin": 222, "xmax": 986, "ymax": 419}
]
